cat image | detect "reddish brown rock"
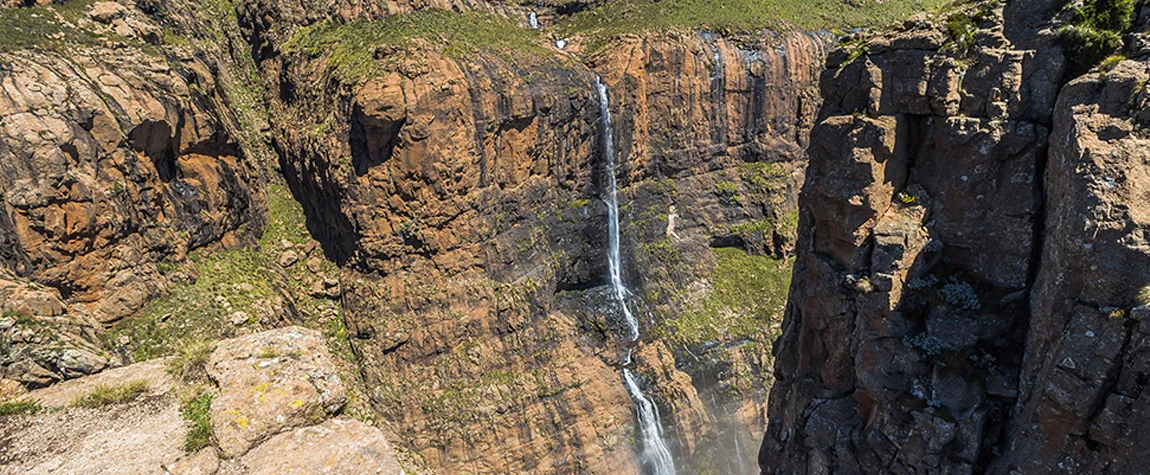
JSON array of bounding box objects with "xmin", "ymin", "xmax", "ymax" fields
[
  {"xmin": 761, "ymin": 3, "xmax": 1067, "ymax": 473},
  {"xmin": 0, "ymin": 3, "xmax": 265, "ymax": 324}
]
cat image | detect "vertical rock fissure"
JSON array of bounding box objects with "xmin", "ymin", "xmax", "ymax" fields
[{"xmin": 596, "ymin": 76, "xmax": 676, "ymax": 475}]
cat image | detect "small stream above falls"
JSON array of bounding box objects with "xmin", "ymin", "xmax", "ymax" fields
[{"xmin": 596, "ymin": 76, "xmax": 677, "ymax": 475}]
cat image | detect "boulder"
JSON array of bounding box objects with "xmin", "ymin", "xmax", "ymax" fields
[
  {"xmin": 207, "ymin": 326, "xmax": 347, "ymax": 457},
  {"xmin": 88, "ymin": 2, "xmax": 127, "ymax": 23},
  {"xmin": 239, "ymin": 419, "xmax": 403, "ymax": 474}
]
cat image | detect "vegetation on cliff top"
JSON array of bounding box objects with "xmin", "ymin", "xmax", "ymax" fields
[
  {"xmin": 1058, "ymin": 0, "xmax": 1137, "ymax": 75},
  {"xmin": 283, "ymin": 9, "xmax": 555, "ymax": 82},
  {"xmin": 558, "ymin": 0, "xmax": 952, "ymax": 41},
  {"xmin": 0, "ymin": 0, "xmax": 159, "ymax": 54}
]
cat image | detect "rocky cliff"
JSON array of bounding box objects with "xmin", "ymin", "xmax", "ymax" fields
[
  {"xmin": 236, "ymin": 0, "xmax": 829, "ymax": 469},
  {"xmin": 762, "ymin": 0, "xmax": 1150, "ymax": 473},
  {"xmin": 0, "ymin": 0, "xmax": 951, "ymax": 474}
]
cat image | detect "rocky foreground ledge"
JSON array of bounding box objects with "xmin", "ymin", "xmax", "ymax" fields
[{"xmin": 0, "ymin": 327, "xmax": 403, "ymax": 474}]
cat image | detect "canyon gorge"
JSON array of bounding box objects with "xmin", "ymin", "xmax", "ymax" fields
[{"xmin": 0, "ymin": 0, "xmax": 1147, "ymax": 474}]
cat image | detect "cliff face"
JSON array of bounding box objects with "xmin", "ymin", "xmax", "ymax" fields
[
  {"xmin": 0, "ymin": 1, "xmax": 269, "ymax": 389},
  {"xmin": 237, "ymin": 0, "xmax": 828, "ymax": 471},
  {"xmin": 587, "ymin": 30, "xmax": 828, "ymax": 474},
  {"xmin": 0, "ymin": 6, "xmax": 264, "ymax": 326},
  {"xmin": 763, "ymin": 0, "xmax": 1150, "ymax": 473},
  {"xmin": 996, "ymin": 37, "xmax": 1150, "ymax": 475},
  {"xmin": 1, "ymin": 0, "xmax": 828, "ymax": 473}
]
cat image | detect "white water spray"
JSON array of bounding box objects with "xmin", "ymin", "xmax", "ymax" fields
[
  {"xmin": 529, "ymin": 12, "xmax": 539, "ymax": 29},
  {"xmin": 596, "ymin": 76, "xmax": 676, "ymax": 475}
]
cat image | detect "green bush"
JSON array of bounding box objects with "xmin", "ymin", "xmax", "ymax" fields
[
  {"xmin": 1098, "ymin": 54, "xmax": 1126, "ymax": 71},
  {"xmin": 944, "ymin": 12, "xmax": 978, "ymax": 52},
  {"xmin": 167, "ymin": 341, "xmax": 216, "ymax": 383},
  {"xmin": 1060, "ymin": 0, "xmax": 1136, "ymax": 74}
]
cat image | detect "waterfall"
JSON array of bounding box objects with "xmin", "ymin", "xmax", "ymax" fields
[
  {"xmin": 529, "ymin": 12, "xmax": 539, "ymax": 29},
  {"xmin": 596, "ymin": 76, "xmax": 677, "ymax": 475},
  {"xmin": 598, "ymin": 77, "xmax": 639, "ymax": 342}
]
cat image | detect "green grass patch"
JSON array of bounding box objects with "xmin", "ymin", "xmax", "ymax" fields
[
  {"xmin": 283, "ymin": 9, "xmax": 555, "ymax": 82},
  {"xmin": 662, "ymin": 248, "xmax": 793, "ymax": 346},
  {"xmin": 180, "ymin": 388, "xmax": 215, "ymax": 453},
  {"xmin": 943, "ymin": 11, "xmax": 977, "ymax": 52},
  {"xmin": 107, "ymin": 246, "xmax": 277, "ymax": 361},
  {"xmin": 0, "ymin": 0, "xmax": 160, "ymax": 54},
  {"xmin": 558, "ymin": 0, "xmax": 951, "ymax": 51},
  {"xmin": 71, "ymin": 379, "xmax": 150, "ymax": 408},
  {"xmin": 108, "ymin": 184, "xmax": 337, "ymax": 362},
  {"xmin": 166, "ymin": 341, "xmax": 216, "ymax": 383},
  {"xmin": 261, "ymin": 184, "xmax": 313, "ymax": 248},
  {"xmin": 1097, "ymin": 53, "xmax": 1126, "ymax": 72},
  {"xmin": 1059, "ymin": 0, "xmax": 1137, "ymax": 75},
  {"xmin": 0, "ymin": 399, "xmax": 41, "ymax": 417}
]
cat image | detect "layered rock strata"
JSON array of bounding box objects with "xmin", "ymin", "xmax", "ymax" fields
[{"xmin": 763, "ymin": 0, "xmax": 1150, "ymax": 473}]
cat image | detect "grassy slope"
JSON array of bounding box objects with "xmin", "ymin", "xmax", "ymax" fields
[
  {"xmin": 557, "ymin": 0, "xmax": 953, "ymax": 39},
  {"xmin": 282, "ymin": 9, "xmax": 558, "ymax": 82},
  {"xmin": 108, "ymin": 185, "xmax": 344, "ymax": 361},
  {"xmin": 0, "ymin": 0, "xmax": 163, "ymax": 54},
  {"xmin": 663, "ymin": 248, "xmax": 793, "ymax": 347}
]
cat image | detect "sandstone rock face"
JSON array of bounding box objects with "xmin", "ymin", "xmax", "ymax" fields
[
  {"xmin": 207, "ymin": 326, "xmax": 347, "ymax": 457},
  {"xmin": 0, "ymin": 3, "xmax": 265, "ymax": 324},
  {"xmin": 237, "ymin": 419, "xmax": 403, "ymax": 474},
  {"xmin": 5, "ymin": 0, "xmax": 824, "ymax": 472},
  {"xmin": 762, "ymin": 1, "xmax": 1150, "ymax": 473},
  {"xmin": 239, "ymin": 0, "xmax": 828, "ymax": 467},
  {"xmin": 590, "ymin": 29, "xmax": 828, "ymax": 185}
]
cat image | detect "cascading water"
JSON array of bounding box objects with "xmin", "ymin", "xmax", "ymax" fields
[
  {"xmin": 529, "ymin": 12, "xmax": 539, "ymax": 29},
  {"xmin": 596, "ymin": 76, "xmax": 676, "ymax": 475}
]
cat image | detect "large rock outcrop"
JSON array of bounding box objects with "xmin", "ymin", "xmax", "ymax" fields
[
  {"xmin": 991, "ymin": 46, "xmax": 1150, "ymax": 475},
  {"xmin": 0, "ymin": 1, "xmax": 265, "ymax": 325},
  {"xmin": 762, "ymin": 0, "xmax": 1150, "ymax": 473},
  {"xmin": 236, "ymin": 0, "xmax": 829, "ymax": 471},
  {"xmin": 0, "ymin": 327, "xmax": 400, "ymax": 475}
]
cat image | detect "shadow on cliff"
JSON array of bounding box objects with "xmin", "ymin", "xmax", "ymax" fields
[{"xmin": 275, "ymin": 142, "xmax": 358, "ymax": 267}]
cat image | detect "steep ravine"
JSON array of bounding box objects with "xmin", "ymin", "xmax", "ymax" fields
[
  {"xmin": 761, "ymin": 0, "xmax": 1150, "ymax": 473},
  {"xmin": 235, "ymin": 0, "xmax": 828, "ymax": 472},
  {"xmin": 0, "ymin": 0, "xmax": 932, "ymax": 474}
]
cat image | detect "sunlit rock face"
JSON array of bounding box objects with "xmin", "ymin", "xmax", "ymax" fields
[
  {"xmin": 763, "ymin": 0, "xmax": 1150, "ymax": 473},
  {"xmin": 237, "ymin": 0, "xmax": 828, "ymax": 471}
]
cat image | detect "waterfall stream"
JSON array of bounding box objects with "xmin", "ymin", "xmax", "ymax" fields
[{"xmin": 596, "ymin": 76, "xmax": 677, "ymax": 475}]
